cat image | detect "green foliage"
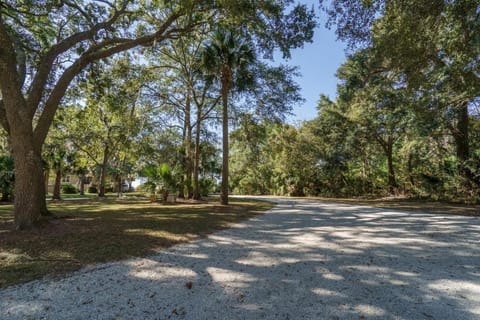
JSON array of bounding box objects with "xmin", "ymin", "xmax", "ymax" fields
[
  {"xmin": 308, "ymin": 0, "xmax": 480, "ymax": 201},
  {"xmin": 61, "ymin": 183, "xmax": 77, "ymax": 194},
  {"xmin": 142, "ymin": 163, "xmax": 176, "ymax": 194},
  {"xmin": 201, "ymin": 28, "xmax": 256, "ymax": 92},
  {"xmin": 199, "ymin": 178, "xmax": 215, "ymax": 197},
  {"xmin": 230, "ymin": 116, "xmax": 323, "ymax": 196},
  {"xmin": 0, "ymin": 155, "xmax": 14, "ymax": 201}
]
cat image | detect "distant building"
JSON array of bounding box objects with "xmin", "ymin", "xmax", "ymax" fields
[{"xmin": 46, "ymin": 174, "xmax": 93, "ymax": 194}]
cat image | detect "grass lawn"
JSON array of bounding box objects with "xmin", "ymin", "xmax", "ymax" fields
[{"xmin": 0, "ymin": 197, "xmax": 274, "ymax": 288}]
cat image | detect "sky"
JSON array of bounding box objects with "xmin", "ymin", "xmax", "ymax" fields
[{"xmin": 278, "ymin": 1, "xmax": 348, "ymax": 123}]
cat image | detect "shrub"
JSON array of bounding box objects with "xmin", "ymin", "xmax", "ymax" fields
[
  {"xmin": 88, "ymin": 185, "xmax": 98, "ymax": 194},
  {"xmin": 62, "ymin": 183, "xmax": 77, "ymax": 194},
  {"xmin": 199, "ymin": 178, "xmax": 215, "ymax": 197}
]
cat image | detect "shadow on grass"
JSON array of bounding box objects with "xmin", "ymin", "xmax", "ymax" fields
[
  {"xmin": 1, "ymin": 199, "xmax": 479, "ymax": 319},
  {"xmin": 0, "ymin": 198, "xmax": 274, "ymax": 288}
]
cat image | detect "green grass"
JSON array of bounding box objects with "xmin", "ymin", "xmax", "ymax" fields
[
  {"xmin": 0, "ymin": 197, "xmax": 274, "ymax": 288},
  {"xmin": 46, "ymin": 192, "xmax": 98, "ymax": 199}
]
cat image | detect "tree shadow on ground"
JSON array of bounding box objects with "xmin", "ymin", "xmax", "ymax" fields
[
  {"xmin": 1, "ymin": 199, "xmax": 479, "ymax": 319},
  {"xmin": 0, "ymin": 199, "xmax": 270, "ymax": 288}
]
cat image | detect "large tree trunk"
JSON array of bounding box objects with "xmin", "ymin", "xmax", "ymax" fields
[
  {"xmin": 386, "ymin": 137, "xmax": 397, "ymax": 195},
  {"xmin": 453, "ymin": 102, "xmax": 469, "ymax": 162},
  {"xmin": 361, "ymin": 155, "xmax": 367, "ymax": 194},
  {"xmin": 11, "ymin": 134, "xmax": 50, "ymax": 229},
  {"xmin": 178, "ymin": 123, "xmax": 186, "ymax": 199},
  {"xmin": 117, "ymin": 174, "xmax": 123, "ymax": 198},
  {"xmin": 52, "ymin": 166, "xmax": 62, "ymax": 200},
  {"xmin": 220, "ymin": 83, "xmax": 229, "ymax": 205},
  {"xmin": 99, "ymin": 164, "xmax": 107, "ymax": 197},
  {"xmin": 0, "ymin": 8, "xmax": 192, "ymax": 230},
  {"xmin": 451, "ymin": 102, "xmax": 477, "ymax": 186},
  {"xmin": 184, "ymin": 92, "xmax": 193, "ymax": 199},
  {"xmin": 98, "ymin": 146, "xmax": 109, "ymax": 197},
  {"xmin": 193, "ymin": 115, "xmax": 202, "ymax": 200},
  {"xmin": 79, "ymin": 173, "xmax": 85, "ymax": 195}
]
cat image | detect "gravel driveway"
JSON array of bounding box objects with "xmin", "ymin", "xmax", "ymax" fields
[{"xmin": 1, "ymin": 198, "xmax": 479, "ymax": 319}]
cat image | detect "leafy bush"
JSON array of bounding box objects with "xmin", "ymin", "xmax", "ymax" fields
[
  {"xmin": 199, "ymin": 178, "xmax": 215, "ymax": 197},
  {"xmin": 0, "ymin": 155, "xmax": 14, "ymax": 201},
  {"xmin": 141, "ymin": 163, "xmax": 177, "ymax": 202},
  {"xmin": 141, "ymin": 181, "xmax": 157, "ymax": 194},
  {"xmin": 62, "ymin": 183, "xmax": 77, "ymax": 194},
  {"xmin": 88, "ymin": 185, "xmax": 98, "ymax": 194}
]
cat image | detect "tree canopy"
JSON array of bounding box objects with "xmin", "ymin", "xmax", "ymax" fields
[
  {"xmin": 0, "ymin": 0, "xmax": 316, "ymax": 229},
  {"xmin": 1, "ymin": 1, "xmax": 478, "ymax": 231}
]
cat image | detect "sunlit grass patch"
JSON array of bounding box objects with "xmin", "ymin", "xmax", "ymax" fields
[{"xmin": 0, "ymin": 197, "xmax": 274, "ymax": 288}]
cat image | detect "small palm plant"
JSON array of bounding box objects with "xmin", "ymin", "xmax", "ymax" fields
[{"xmin": 143, "ymin": 163, "xmax": 176, "ymax": 202}]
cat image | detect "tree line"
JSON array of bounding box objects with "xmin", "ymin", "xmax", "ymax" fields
[
  {"xmin": 0, "ymin": 0, "xmax": 315, "ymax": 229},
  {"xmin": 1, "ymin": 1, "xmax": 478, "ymax": 231},
  {"xmin": 230, "ymin": 0, "xmax": 479, "ymax": 201}
]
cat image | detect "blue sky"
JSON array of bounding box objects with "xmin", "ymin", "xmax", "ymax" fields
[{"xmin": 279, "ymin": 1, "xmax": 348, "ymax": 123}]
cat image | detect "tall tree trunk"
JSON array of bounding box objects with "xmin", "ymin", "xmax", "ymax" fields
[
  {"xmin": 453, "ymin": 102, "xmax": 469, "ymax": 162},
  {"xmin": 117, "ymin": 174, "xmax": 123, "ymax": 198},
  {"xmin": 386, "ymin": 137, "xmax": 397, "ymax": 194},
  {"xmin": 178, "ymin": 123, "xmax": 186, "ymax": 199},
  {"xmin": 184, "ymin": 92, "xmax": 193, "ymax": 199},
  {"xmin": 79, "ymin": 173, "xmax": 85, "ymax": 195},
  {"xmin": 44, "ymin": 169, "xmax": 50, "ymax": 196},
  {"xmin": 99, "ymin": 164, "xmax": 107, "ymax": 197},
  {"xmin": 52, "ymin": 166, "xmax": 62, "ymax": 200},
  {"xmin": 10, "ymin": 133, "xmax": 50, "ymax": 229},
  {"xmin": 362, "ymin": 155, "xmax": 367, "ymax": 194},
  {"xmin": 221, "ymin": 83, "xmax": 229, "ymax": 205},
  {"xmin": 193, "ymin": 115, "xmax": 202, "ymax": 200},
  {"xmin": 98, "ymin": 146, "xmax": 109, "ymax": 197},
  {"xmin": 452, "ymin": 102, "xmax": 476, "ymax": 185}
]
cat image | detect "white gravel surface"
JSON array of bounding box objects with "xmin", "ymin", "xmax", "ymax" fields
[{"xmin": 1, "ymin": 197, "xmax": 480, "ymax": 320}]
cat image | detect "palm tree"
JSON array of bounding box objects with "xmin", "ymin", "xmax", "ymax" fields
[{"xmin": 201, "ymin": 29, "xmax": 255, "ymax": 205}]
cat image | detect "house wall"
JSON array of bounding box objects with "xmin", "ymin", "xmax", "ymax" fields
[{"xmin": 46, "ymin": 174, "xmax": 92, "ymax": 194}]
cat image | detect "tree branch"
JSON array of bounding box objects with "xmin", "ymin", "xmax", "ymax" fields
[
  {"xmin": 26, "ymin": 1, "xmax": 129, "ymax": 118},
  {"xmin": 0, "ymin": 14, "xmax": 27, "ymax": 130},
  {"xmin": 200, "ymin": 96, "xmax": 221, "ymax": 121},
  {"xmin": 62, "ymin": 0, "xmax": 96, "ymax": 28},
  {"xmin": 70, "ymin": 139, "xmax": 102, "ymax": 166},
  {"xmin": 12, "ymin": 37, "xmax": 26, "ymax": 86},
  {"xmin": 33, "ymin": 10, "xmax": 187, "ymax": 147}
]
